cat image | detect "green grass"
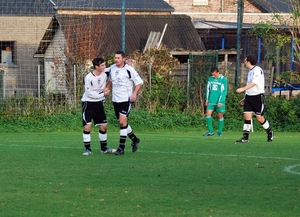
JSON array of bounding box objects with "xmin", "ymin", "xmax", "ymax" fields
[{"xmin": 1, "ymin": 131, "xmax": 300, "ymax": 217}]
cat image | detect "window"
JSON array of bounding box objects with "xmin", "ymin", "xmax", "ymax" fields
[
  {"xmin": 193, "ymin": 0, "xmax": 208, "ymax": 6},
  {"xmin": 0, "ymin": 41, "xmax": 15, "ymax": 65}
]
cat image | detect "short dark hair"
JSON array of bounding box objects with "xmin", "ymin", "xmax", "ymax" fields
[
  {"xmin": 115, "ymin": 50, "xmax": 126, "ymax": 58},
  {"xmin": 92, "ymin": 57, "xmax": 105, "ymax": 69},
  {"xmin": 245, "ymin": 54, "xmax": 257, "ymax": 65},
  {"xmin": 210, "ymin": 67, "xmax": 219, "ymax": 73}
]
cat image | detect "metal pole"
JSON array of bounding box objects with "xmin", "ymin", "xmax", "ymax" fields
[
  {"xmin": 121, "ymin": 0, "xmax": 125, "ymax": 53},
  {"xmin": 257, "ymin": 37, "xmax": 262, "ymax": 64},
  {"xmin": 235, "ymin": 0, "xmax": 244, "ymax": 87},
  {"xmin": 148, "ymin": 63, "xmax": 152, "ymax": 94},
  {"xmin": 290, "ymin": 37, "xmax": 294, "ymax": 71},
  {"xmin": 187, "ymin": 58, "xmax": 190, "ymax": 105},
  {"xmin": 74, "ymin": 65, "xmax": 76, "ymax": 108},
  {"xmin": 38, "ymin": 65, "xmax": 40, "ymax": 104}
]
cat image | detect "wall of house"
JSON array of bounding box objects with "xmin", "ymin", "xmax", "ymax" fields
[
  {"xmin": 0, "ymin": 16, "xmax": 52, "ymax": 97},
  {"xmin": 168, "ymin": 0, "xmax": 292, "ymax": 24},
  {"xmin": 168, "ymin": 0, "xmax": 260, "ymax": 13},
  {"xmin": 44, "ymin": 28, "xmax": 68, "ymax": 94}
]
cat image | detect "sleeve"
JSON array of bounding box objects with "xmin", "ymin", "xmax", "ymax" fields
[
  {"xmin": 105, "ymin": 66, "xmax": 110, "ymax": 78},
  {"xmin": 218, "ymin": 76, "xmax": 228, "ymax": 104},
  {"xmin": 205, "ymin": 78, "xmax": 211, "ymax": 101},
  {"xmin": 129, "ymin": 66, "xmax": 144, "ymax": 85},
  {"xmin": 252, "ymin": 67, "xmax": 262, "ymax": 84}
]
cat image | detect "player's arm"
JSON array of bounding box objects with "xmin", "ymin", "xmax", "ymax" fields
[
  {"xmin": 104, "ymin": 81, "xmax": 112, "ymax": 96},
  {"xmin": 104, "ymin": 67, "xmax": 112, "ymax": 93},
  {"xmin": 205, "ymin": 80, "xmax": 211, "ymax": 106},
  {"xmin": 219, "ymin": 77, "xmax": 228, "ymax": 104},
  {"xmin": 236, "ymin": 82, "xmax": 256, "ymax": 93},
  {"xmin": 130, "ymin": 84, "xmax": 142, "ymax": 102}
]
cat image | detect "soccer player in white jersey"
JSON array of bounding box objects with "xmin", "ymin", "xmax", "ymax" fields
[
  {"xmin": 236, "ymin": 54, "xmax": 274, "ymax": 143},
  {"xmin": 81, "ymin": 57, "xmax": 113, "ymax": 155},
  {"xmin": 105, "ymin": 51, "xmax": 144, "ymax": 155}
]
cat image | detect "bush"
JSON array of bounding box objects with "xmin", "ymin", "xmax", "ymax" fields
[{"xmin": 1, "ymin": 93, "xmax": 300, "ymax": 132}]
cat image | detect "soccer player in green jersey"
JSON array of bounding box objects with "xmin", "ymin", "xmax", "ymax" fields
[{"xmin": 203, "ymin": 67, "xmax": 228, "ymax": 136}]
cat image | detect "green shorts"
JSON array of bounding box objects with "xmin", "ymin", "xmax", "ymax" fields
[{"xmin": 207, "ymin": 103, "xmax": 226, "ymax": 113}]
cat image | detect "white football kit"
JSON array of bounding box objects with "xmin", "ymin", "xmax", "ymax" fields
[
  {"xmin": 81, "ymin": 71, "xmax": 107, "ymax": 102},
  {"xmin": 246, "ymin": 66, "xmax": 265, "ymax": 96},
  {"xmin": 108, "ymin": 63, "xmax": 143, "ymax": 102}
]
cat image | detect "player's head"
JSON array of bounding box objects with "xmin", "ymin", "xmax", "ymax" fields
[
  {"xmin": 115, "ymin": 50, "xmax": 126, "ymax": 58},
  {"xmin": 210, "ymin": 67, "xmax": 219, "ymax": 78},
  {"xmin": 210, "ymin": 67, "xmax": 219, "ymax": 73},
  {"xmin": 115, "ymin": 50, "xmax": 126, "ymax": 67},
  {"xmin": 245, "ymin": 55, "xmax": 257, "ymax": 66},
  {"xmin": 92, "ymin": 57, "xmax": 105, "ymax": 69}
]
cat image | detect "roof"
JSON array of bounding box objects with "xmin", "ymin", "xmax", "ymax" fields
[
  {"xmin": 193, "ymin": 19, "xmax": 255, "ymax": 29},
  {"xmin": 53, "ymin": 0, "xmax": 174, "ymax": 12},
  {"xmin": 0, "ymin": 0, "xmax": 55, "ymax": 15},
  {"xmin": 0, "ymin": 0, "xmax": 173, "ymax": 15},
  {"xmin": 249, "ymin": 0, "xmax": 293, "ymax": 13},
  {"xmin": 35, "ymin": 14, "xmax": 203, "ymax": 57}
]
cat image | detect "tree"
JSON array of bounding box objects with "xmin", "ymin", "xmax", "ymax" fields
[
  {"xmin": 53, "ymin": 16, "xmax": 108, "ymax": 102},
  {"xmin": 127, "ymin": 47, "xmax": 184, "ymax": 112},
  {"xmin": 248, "ymin": 0, "xmax": 300, "ymax": 86}
]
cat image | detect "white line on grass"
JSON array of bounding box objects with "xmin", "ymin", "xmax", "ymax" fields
[
  {"xmin": 283, "ymin": 164, "xmax": 300, "ymax": 175},
  {"xmin": 2, "ymin": 143, "xmax": 299, "ymax": 162},
  {"xmin": 138, "ymin": 150, "xmax": 300, "ymax": 161}
]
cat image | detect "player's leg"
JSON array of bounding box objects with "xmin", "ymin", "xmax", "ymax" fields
[
  {"xmin": 254, "ymin": 94, "xmax": 274, "ymax": 142},
  {"xmin": 123, "ymin": 102, "xmax": 140, "ymax": 152},
  {"xmin": 83, "ymin": 123, "xmax": 92, "ymax": 155},
  {"xmin": 203, "ymin": 106, "xmax": 214, "ymax": 136},
  {"xmin": 99, "ymin": 124, "xmax": 113, "ymax": 153},
  {"xmin": 236, "ymin": 96, "xmax": 253, "ymax": 143},
  {"xmin": 127, "ymin": 124, "xmax": 140, "ymax": 152},
  {"xmin": 216, "ymin": 104, "xmax": 226, "ymax": 136},
  {"xmin": 113, "ymin": 102, "xmax": 128, "ymax": 155},
  {"xmin": 116, "ymin": 114, "xmax": 127, "ymax": 155},
  {"xmin": 217, "ymin": 112, "xmax": 224, "ymax": 136},
  {"xmin": 241, "ymin": 112, "xmax": 252, "ymax": 142},
  {"xmin": 82, "ymin": 102, "xmax": 93, "ymax": 155},
  {"xmin": 94, "ymin": 102, "xmax": 110, "ymax": 153}
]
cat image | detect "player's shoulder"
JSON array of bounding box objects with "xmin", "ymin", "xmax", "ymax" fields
[
  {"xmin": 108, "ymin": 64, "xmax": 117, "ymax": 70},
  {"xmin": 85, "ymin": 71, "xmax": 93, "ymax": 78},
  {"xmin": 253, "ymin": 65, "xmax": 263, "ymax": 72},
  {"xmin": 124, "ymin": 63, "xmax": 136, "ymax": 71},
  {"xmin": 219, "ymin": 74, "xmax": 227, "ymax": 80}
]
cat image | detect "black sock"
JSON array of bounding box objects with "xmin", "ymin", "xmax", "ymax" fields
[
  {"xmin": 84, "ymin": 142, "xmax": 91, "ymax": 151},
  {"xmin": 99, "ymin": 130, "xmax": 107, "ymax": 151},
  {"xmin": 119, "ymin": 126, "xmax": 127, "ymax": 150},
  {"xmin": 243, "ymin": 120, "xmax": 251, "ymax": 140},
  {"xmin": 128, "ymin": 131, "xmax": 138, "ymax": 142}
]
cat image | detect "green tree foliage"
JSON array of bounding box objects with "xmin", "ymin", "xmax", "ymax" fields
[
  {"xmin": 248, "ymin": 0, "xmax": 300, "ymax": 86},
  {"xmin": 127, "ymin": 47, "xmax": 187, "ymax": 113}
]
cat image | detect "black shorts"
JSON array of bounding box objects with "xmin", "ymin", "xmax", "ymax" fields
[
  {"xmin": 82, "ymin": 101, "xmax": 107, "ymax": 127},
  {"xmin": 244, "ymin": 94, "xmax": 265, "ymax": 116},
  {"xmin": 113, "ymin": 101, "xmax": 132, "ymax": 119}
]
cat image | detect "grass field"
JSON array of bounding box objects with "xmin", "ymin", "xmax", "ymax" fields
[{"xmin": 1, "ymin": 131, "xmax": 300, "ymax": 217}]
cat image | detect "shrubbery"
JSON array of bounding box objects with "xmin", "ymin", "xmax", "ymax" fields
[
  {"xmin": 0, "ymin": 89, "xmax": 299, "ymax": 132},
  {"xmin": 1, "ymin": 47, "xmax": 299, "ymax": 132}
]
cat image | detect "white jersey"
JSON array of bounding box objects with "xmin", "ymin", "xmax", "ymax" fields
[
  {"xmin": 81, "ymin": 71, "xmax": 107, "ymax": 102},
  {"xmin": 246, "ymin": 66, "xmax": 265, "ymax": 96},
  {"xmin": 108, "ymin": 63, "xmax": 143, "ymax": 102}
]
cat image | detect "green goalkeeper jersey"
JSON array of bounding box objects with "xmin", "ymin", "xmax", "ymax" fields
[{"xmin": 205, "ymin": 74, "xmax": 228, "ymax": 105}]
